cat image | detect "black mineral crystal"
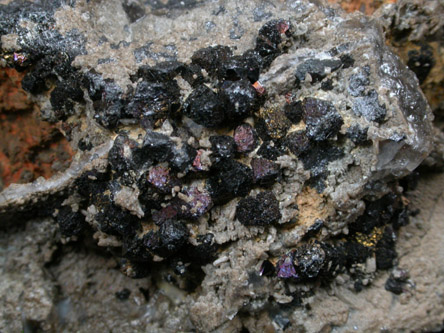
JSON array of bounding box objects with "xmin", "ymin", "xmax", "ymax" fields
[
  {"xmin": 236, "ymin": 191, "xmax": 281, "ymax": 226},
  {"xmin": 184, "ymin": 85, "xmax": 225, "ymax": 127}
]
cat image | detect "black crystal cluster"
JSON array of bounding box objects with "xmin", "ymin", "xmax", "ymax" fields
[
  {"xmin": 0, "ymin": 4, "xmax": 411, "ymax": 297},
  {"xmin": 275, "ymin": 191, "xmax": 410, "ymax": 291},
  {"xmin": 88, "ymin": 19, "xmax": 293, "ymax": 131},
  {"xmin": 48, "ymin": 19, "xmax": 297, "ymax": 280}
]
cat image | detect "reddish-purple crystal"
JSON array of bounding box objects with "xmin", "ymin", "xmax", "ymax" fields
[
  {"xmin": 13, "ymin": 52, "xmax": 27, "ymax": 64},
  {"xmin": 152, "ymin": 205, "xmax": 178, "ymax": 225},
  {"xmin": 181, "ymin": 187, "xmax": 213, "ymax": 219},
  {"xmin": 193, "ymin": 149, "xmax": 204, "ymax": 171},
  {"xmin": 148, "ymin": 165, "xmax": 176, "ymax": 193},
  {"xmin": 276, "ymin": 253, "xmax": 298, "ymax": 278},
  {"xmin": 251, "ymin": 157, "xmax": 279, "ymax": 186},
  {"xmin": 234, "ymin": 123, "xmax": 257, "ymax": 153}
]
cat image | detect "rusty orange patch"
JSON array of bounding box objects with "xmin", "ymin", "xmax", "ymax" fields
[
  {"xmin": 0, "ymin": 68, "xmax": 74, "ymax": 189},
  {"xmin": 327, "ymin": 0, "xmax": 396, "ymax": 15}
]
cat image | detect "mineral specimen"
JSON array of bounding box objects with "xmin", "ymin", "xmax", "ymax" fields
[
  {"xmin": 184, "ymin": 84, "xmax": 225, "ymax": 128},
  {"xmin": 0, "ymin": 0, "xmax": 437, "ymax": 331},
  {"xmin": 233, "ymin": 123, "xmax": 258, "ymax": 153},
  {"xmin": 251, "ymin": 157, "xmax": 280, "ymax": 186}
]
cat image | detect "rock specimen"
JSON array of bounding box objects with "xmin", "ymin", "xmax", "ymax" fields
[{"xmin": 0, "ymin": 0, "xmax": 437, "ymax": 331}]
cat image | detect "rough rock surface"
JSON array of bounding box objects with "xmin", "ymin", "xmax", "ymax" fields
[
  {"xmin": 0, "ymin": 0, "xmax": 442, "ymax": 332},
  {"xmin": 375, "ymin": 0, "xmax": 444, "ymax": 119},
  {"xmin": 0, "ymin": 67, "xmax": 73, "ymax": 191}
]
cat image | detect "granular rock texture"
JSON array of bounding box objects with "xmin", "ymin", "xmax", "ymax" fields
[{"xmin": 0, "ymin": 0, "xmax": 441, "ymax": 332}]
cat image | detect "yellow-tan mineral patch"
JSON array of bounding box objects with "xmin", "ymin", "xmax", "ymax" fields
[{"xmin": 296, "ymin": 186, "xmax": 334, "ymax": 228}]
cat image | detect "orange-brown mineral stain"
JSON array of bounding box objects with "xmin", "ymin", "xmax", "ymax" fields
[
  {"xmin": 296, "ymin": 187, "xmax": 334, "ymax": 229},
  {"xmin": 327, "ymin": 0, "xmax": 396, "ymax": 15},
  {"xmin": 0, "ymin": 67, "xmax": 74, "ymax": 189}
]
